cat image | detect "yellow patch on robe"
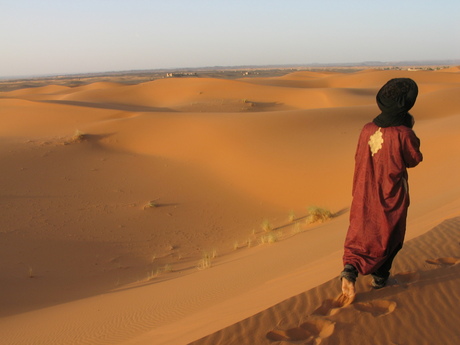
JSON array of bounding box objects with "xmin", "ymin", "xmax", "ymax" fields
[{"xmin": 368, "ymin": 128, "xmax": 383, "ymax": 156}]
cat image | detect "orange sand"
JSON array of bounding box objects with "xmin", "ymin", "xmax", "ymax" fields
[{"xmin": 0, "ymin": 68, "xmax": 459, "ymax": 344}]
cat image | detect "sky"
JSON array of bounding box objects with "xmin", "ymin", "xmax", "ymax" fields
[{"xmin": 1, "ymin": 0, "xmax": 459, "ymax": 77}]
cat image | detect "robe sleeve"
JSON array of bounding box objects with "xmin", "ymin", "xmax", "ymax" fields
[{"xmin": 401, "ymin": 129, "xmax": 423, "ymax": 168}]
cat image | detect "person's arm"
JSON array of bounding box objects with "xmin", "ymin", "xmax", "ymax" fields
[{"xmin": 402, "ymin": 130, "xmax": 423, "ymax": 168}]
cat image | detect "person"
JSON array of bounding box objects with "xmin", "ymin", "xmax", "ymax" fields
[{"xmin": 340, "ymin": 78, "xmax": 423, "ymax": 300}]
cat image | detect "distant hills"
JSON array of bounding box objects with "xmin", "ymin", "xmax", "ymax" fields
[{"xmin": 2, "ymin": 59, "xmax": 459, "ymax": 81}]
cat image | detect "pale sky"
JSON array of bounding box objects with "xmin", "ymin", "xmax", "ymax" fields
[{"xmin": 1, "ymin": 0, "xmax": 459, "ymax": 78}]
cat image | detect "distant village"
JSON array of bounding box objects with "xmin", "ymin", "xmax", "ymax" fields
[{"xmin": 165, "ymin": 71, "xmax": 259, "ymax": 78}]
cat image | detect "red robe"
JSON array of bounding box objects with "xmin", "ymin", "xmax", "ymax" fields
[{"xmin": 343, "ymin": 122, "xmax": 423, "ymax": 275}]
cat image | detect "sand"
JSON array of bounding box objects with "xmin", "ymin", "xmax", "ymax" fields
[{"xmin": 0, "ymin": 68, "xmax": 459, "ymax": 344}]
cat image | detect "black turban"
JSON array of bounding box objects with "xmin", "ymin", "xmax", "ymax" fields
[{"xmin": 373, "ymin": 78, "xmax": 418, "ymax": 128}]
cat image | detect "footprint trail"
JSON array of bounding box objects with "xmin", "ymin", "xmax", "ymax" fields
[
  {"xmin": 266, "ymin": 318, "xmax": 335, "ymax": 343},
  {"xmin": 312, "ymin": 293, "xmax": 354, "ymax": 316},
  {"xmin": 353, "ymin": 300, "xmax": 397, "ymax": 317},
  {"xmin": 425, "ymin": 257, "xmax": 460, "ymax": 266}
]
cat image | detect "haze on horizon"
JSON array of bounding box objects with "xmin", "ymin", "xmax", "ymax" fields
[{"xmin": 1, "ymin": 0, "xmax": 459, "ymax": 78}]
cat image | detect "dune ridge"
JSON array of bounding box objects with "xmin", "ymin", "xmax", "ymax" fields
[{"xmin": 0, "ymin": 68, "xmax": 459, "ymax": 344}]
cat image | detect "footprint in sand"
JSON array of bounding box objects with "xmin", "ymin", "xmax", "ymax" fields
[
  {"xmin": 312, "ymin": 293, "xmax": 354, "ymax": 316},
  {"xmin": 353, "ymin": 300, "xmax": 396, "ymax": 317},
  {"xmin": 266, "ymin": 327, "xmax": 314, "ymax": 343},
  {"xmin": 266, "ymin": 318, "xmax": 335, "ymax": 343},
  {"xmin": 425, "ymin": 257, "xmax": 460, "ymax": 266},
  {"xmin": 393, "ymin": 271, "xmax": 420, "ymax": 285},
  {"xmin": 299, "ymin": 318, "xmax": 335, "ymax": 339}
]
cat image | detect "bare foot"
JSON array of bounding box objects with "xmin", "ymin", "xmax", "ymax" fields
[{"xmin": 341, "ymin": 277, "xmax": 356, "ymax": 300}]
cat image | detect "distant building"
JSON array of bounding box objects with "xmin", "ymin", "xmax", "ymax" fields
[{"xmin": 165, "ymin": 72, "xmax": 197, "ymax": 78}]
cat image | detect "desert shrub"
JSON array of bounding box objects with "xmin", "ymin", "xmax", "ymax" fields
[
  {"xmin": 72, "ymin": 129, "xmax": 86, "ymax": 141},
  {"xmin": 305, "ymin": 206, "xmax": 333, "ymax": 224},
  {"xmin": 261, "ymin": 219, "xmax": 272, "ymax": 232},
  {"xmin": 260, "ymin": 232, "xmax": 278, "ymax": 244},
  {"xmin": 197, "ymin": 250, "xmax": 217, "ymax": 270},
  {"xmin": 144, "ymin": 198, "xmax": 160, "ymax": 209},
  {"xmin": 145, "ymin": 263, "xmax": 173, "ymax": 281},
  {"xmin": 293, "ymin": 222, "xmax": 302, "ymax": 233}
]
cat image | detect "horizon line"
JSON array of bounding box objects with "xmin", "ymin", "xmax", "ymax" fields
[{"xmin": 2, "ymin": 58, "xmax": 459, "ymax": 81}]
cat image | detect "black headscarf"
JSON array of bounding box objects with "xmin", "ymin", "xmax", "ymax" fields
[{"xmin": 373, "ymin": 78, "xmax": 418, "ymax": 128}]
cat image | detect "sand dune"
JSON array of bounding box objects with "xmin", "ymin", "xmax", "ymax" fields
[
  {"xmin": 0, "ymin": 68, "xmax": 459, "ymax": 344},
  {"xmin": 194, "ymin": 217, "xmax": 460, "ymax": 345},
  {"xmin": 438, "ymin": 65, "xmax": 460, "ymax": 73}
]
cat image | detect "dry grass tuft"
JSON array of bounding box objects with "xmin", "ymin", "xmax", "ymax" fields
[
  {"xmin": 146, "ymin": 268, "xmax": 161, "ymax": 281},
  {"xmin": 260, "ymin": 232, "xmax": 278, "ymax": 244},
  {"xmin": 144, "ymin": 199, "xmax": 160, "ymax": 209},
  {"xmin": 71, "ymin": 129, "xmax": 86, "ymax": 142},
  {"xmin": 197, "ymin": 250, "xmax": 217, "ymax": 270},
  {"xmin": 63, "ymin": 129, "xmax": 87, "ymax": 145},
  {"xmin": 145, "ymin": 263, "xmax": 173, "ymax": 281},
  {"xmin": 293, "ymin": 222, "xmax": 303, "ymax": 234},
  {"xmin": 261, "ymin": 219, "xmax": 272, "ymax": 232},
  {"xmin": 305, "ymin": 206, "xmax": 333, "ymax": 224}
]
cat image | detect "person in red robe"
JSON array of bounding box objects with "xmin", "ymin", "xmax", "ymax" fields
[{"xmin": 341, "ymin": 78, "xmax": 423, "ymax": 299}]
